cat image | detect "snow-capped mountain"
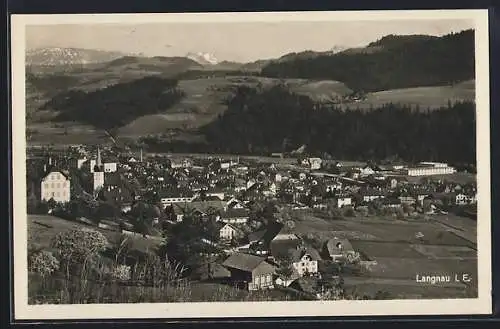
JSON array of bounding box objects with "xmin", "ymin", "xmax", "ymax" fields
[
  {"xmin": 186, "ymin": 52, "xmax": 219, "ymax": 65},
  {"xmin": 26, "ymin": 47, "xmax": 128, "ymax": 66},
  {"xmin": 330, "ymin": 45, "xmax": 347, "ymax": 54}
]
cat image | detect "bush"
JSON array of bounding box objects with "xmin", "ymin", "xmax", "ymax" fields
[
  {"xmin": 51, "ymin": 228, "xmax": 109, "ymax": 266},
  {"xmin": 111, "ymin": 264, "xmax": 132, "ymax": 281},
  {"xmin": 28, "ymin": 250, "xmax": 60, "ymax": 278},
  {"xmin": 343, "ymin": 207, "xmax": 356, "ymax": 217}
]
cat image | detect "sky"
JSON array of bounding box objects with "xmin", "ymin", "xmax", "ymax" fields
[{"xmin": 26, "ymin": 19, "xmax": 474, "ymax": 63}]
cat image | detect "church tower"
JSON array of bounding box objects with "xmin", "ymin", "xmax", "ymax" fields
[{"xmin": 93, "ymin": 147, "xmax": 105, "ymax": 193}]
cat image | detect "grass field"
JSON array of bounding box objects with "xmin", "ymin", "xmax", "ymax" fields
[
  {"xmin": 367, "ymin": 257, "xmax": 477, "ymax": 281},
  {"xmin": 343, "ymin": 280, "xmax": 475, "ymax": 299},
  {"xmin": 28, "ymin": 215, "xmax": 162, "ymax": 254},
  {"xmin": 293, "ymin": 210, "xmax": 477, "ymax": 296},
  {"xmin": 340, "ymin": 80, "xmax": 475, "ymax": 111}
]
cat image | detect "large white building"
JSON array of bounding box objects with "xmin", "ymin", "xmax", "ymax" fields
[
  {"xmin": 403, "ymin": 162, "xmax": 456, "ymax": 176},
  {"xmin": 41, "ymin": 170, "xmax": 71, "ymax": 203}
]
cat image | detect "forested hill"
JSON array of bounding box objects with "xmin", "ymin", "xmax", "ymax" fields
[
  {"xmin": 41, "ymin": 77, "xmax": 185, "ymax": 130},
  {"xmin": 260, "ymin": 29, "xmax": 474, "ymax": 92},
  {"xmin": 201, "ymin": 85, "xmax": 475, "ymax": 164}
]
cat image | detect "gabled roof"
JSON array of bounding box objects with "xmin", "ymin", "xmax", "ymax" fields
[
  {"xmin": 220, "ymin": 223, "xmax": 244, "ymax": 234},
  {"xmin": 42, "ymin": 168, "xmax": 70, "ymax": 180},
  {"xmin": 248, "ymin": 228, "xmax": 267, "ymax": 242},
  {"xmin": 222, "ymin": 253, "xmax": 271, "ymax": 272},
  {"xmin": 220, "ymin": 208, "xmax": 250, "ymax": 219},
  {"xmin": 270, "ymin": 239, "xmax": 302, "ymax": 261}
]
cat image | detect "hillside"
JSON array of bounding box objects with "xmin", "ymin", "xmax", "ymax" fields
[
  {"xmin": 117, "ymin": 77, "xmax": 352, "ymax": 137},
  {"xmin": 341, "ymin": 80, "xmax": 475, "ymax": 111},
  {"xmin": 261, "ymin": 29, "xmax": 475, "ymax": 92},
  {"xmin": 200, "ymin": 85, "xmax": 476, "ymax": 163},
  {"xmin": 40, "ymin": 77, "xmax": 185, "ymax": 130}
]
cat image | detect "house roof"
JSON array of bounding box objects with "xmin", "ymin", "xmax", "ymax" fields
[
  {"xmin": 104, "ymin": 172, "xmax": 122, "ymax": 186},
  {"xmin": 159, "ymin": 188, "xmax": 194, "ymax": 198},
  {"xmin": 270, "ymin": 239, "xmax": 302, "ymax": 261},
  {"xmin": 42, "ymin": 168, "xmax": 70, "ymax": 180},
  {"xmin": 382, "ymin": 198, "xmax": 401, "ymax": 205},
  {"xmin": 326, "ymin": 237, "xmax": 354, "ymax": 255},
  {"xmin": 220, "ymin": 223, "xmax": 244, "ymax": 234},
  {"xmin": 261, "ymin": 221, "xmax": 285, "ymax": 244},
  {"xmin": 248, "ymin": 228, "xmax": 267, "ymax": 242},
  {"xmin": 222, "ymin": 253, "xmax": 269, "ymax": 272},
  {"xmin": 190, "ymin": 200, "xmax": 225, "ymax": 212},
  {"xmin": 102, "ymin": 186, "xmax": 133, "ymax": 204},
  {"xmin": 360, "ymin": 189, "xmax": 385, "ymax": 197},
  {"xmin": 220, "ymin": 208, "xmax": 250, "ymax": 219}
]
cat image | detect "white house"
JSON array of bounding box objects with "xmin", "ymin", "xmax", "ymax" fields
[
  {"xmin": 360, "ymin": 165, "xmax": 376, "ymax": 177},
  {"xmin": 219, "ymin": 223, "xmax": 243, "ymax": 241},
  {"xmin": 292, "ymin": 250, "xmax": 319, "ymax": 276},
  {"xmin": 308, "ymin": 158, "xmax": 322, "ymax": 170},
  {"xmin": 455, "ymin": 193, "xmax": 469, "ymax": 205},
  {"xmin": 41, "ymin": 170, "xmax": 71, "ymax": 203},
  {"xmin": 336, "ymin": 195, "xmax": 352, "ymax": 208}
]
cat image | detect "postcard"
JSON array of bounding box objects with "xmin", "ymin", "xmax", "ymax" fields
[{"xmin": 11, "ymin": 9, "xmax": 491, "ymax": 320}]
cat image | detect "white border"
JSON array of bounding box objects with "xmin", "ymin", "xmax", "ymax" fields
[{"xmin": 11, "ymin": 10, "xmax": 491, "ymax": 320}]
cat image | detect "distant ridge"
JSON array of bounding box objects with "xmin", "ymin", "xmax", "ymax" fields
[{"xmin": 26, "ymin": 47, "xmax": 130, "ymax": 66}]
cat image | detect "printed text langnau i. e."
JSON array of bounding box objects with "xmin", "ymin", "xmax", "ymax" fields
[{"xmin": 415, "ymin": 274, "xmax": 472, "ymax": 285}]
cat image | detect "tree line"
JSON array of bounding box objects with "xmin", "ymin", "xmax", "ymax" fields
[
  {"xmin": 199, "ymin": 84, "xmax": 475, "ymax": 164},
  {"xmin": 260, "ymin": 29, "xmax": 474, "ymax": 92}
]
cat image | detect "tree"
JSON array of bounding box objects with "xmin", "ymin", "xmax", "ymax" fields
[
  {"xmin": 51, "ymin": 228, "xmax": 109, "ymax": 280},
  {"xmin": 47, "ymin": 198, "xmax": 57, "ymax": 211},
  {"xmin": 276, "ymin": 257, "xmax": 294, "ymax": 284}
]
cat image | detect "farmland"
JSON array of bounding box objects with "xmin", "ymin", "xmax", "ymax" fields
[
  {"xmin": 341, "ymin": 80, "xmax": 475, "ymax": 111},
  {"xmin": 293, "ymin": 210, "xmax": 477, "ymax": 298},
  {"xmin": 26, "ymin": 70, "xmax": 475, "ymax": 146}
]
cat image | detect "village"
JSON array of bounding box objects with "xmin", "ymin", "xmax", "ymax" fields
[{"xmin": 26, "ymin": 144, "xmax": 478, "ymax": 300}]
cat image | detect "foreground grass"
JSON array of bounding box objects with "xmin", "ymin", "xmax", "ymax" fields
[{"xmin": 28, "ymin": 215, "xmax": 162, "ymax": 255}]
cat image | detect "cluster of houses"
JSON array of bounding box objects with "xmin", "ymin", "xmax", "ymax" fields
[{"xmin": 27, "ymin": 145, "xmax": 477, "ymax": 292}]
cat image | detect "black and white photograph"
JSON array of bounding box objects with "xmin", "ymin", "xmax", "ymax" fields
[{"xmin": 11, "ymin": 10, "xmax": 491, "ymax": 319}]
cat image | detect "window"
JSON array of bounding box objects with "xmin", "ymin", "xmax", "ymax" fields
[
  {"xmin": 51, "ymin": 183, "xmax": 55, "ymax": 189},
  {"xmin": 56, "ymin": 183, "xmax": 60, "ymax": 189},
  {"xmin": 255, "ymin": 276, "xmax": 260, "ymax": 285},
  {"xmin": 63, "ymin": 182, "xmax": 67, "ymax": 188},
  {"xmin": 44, "ymin": 183, "xmax": 48, "ymax": 189},
  {"xmin": 266, "ymin": 274, "xmax": 272, "ymax": 283}
]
